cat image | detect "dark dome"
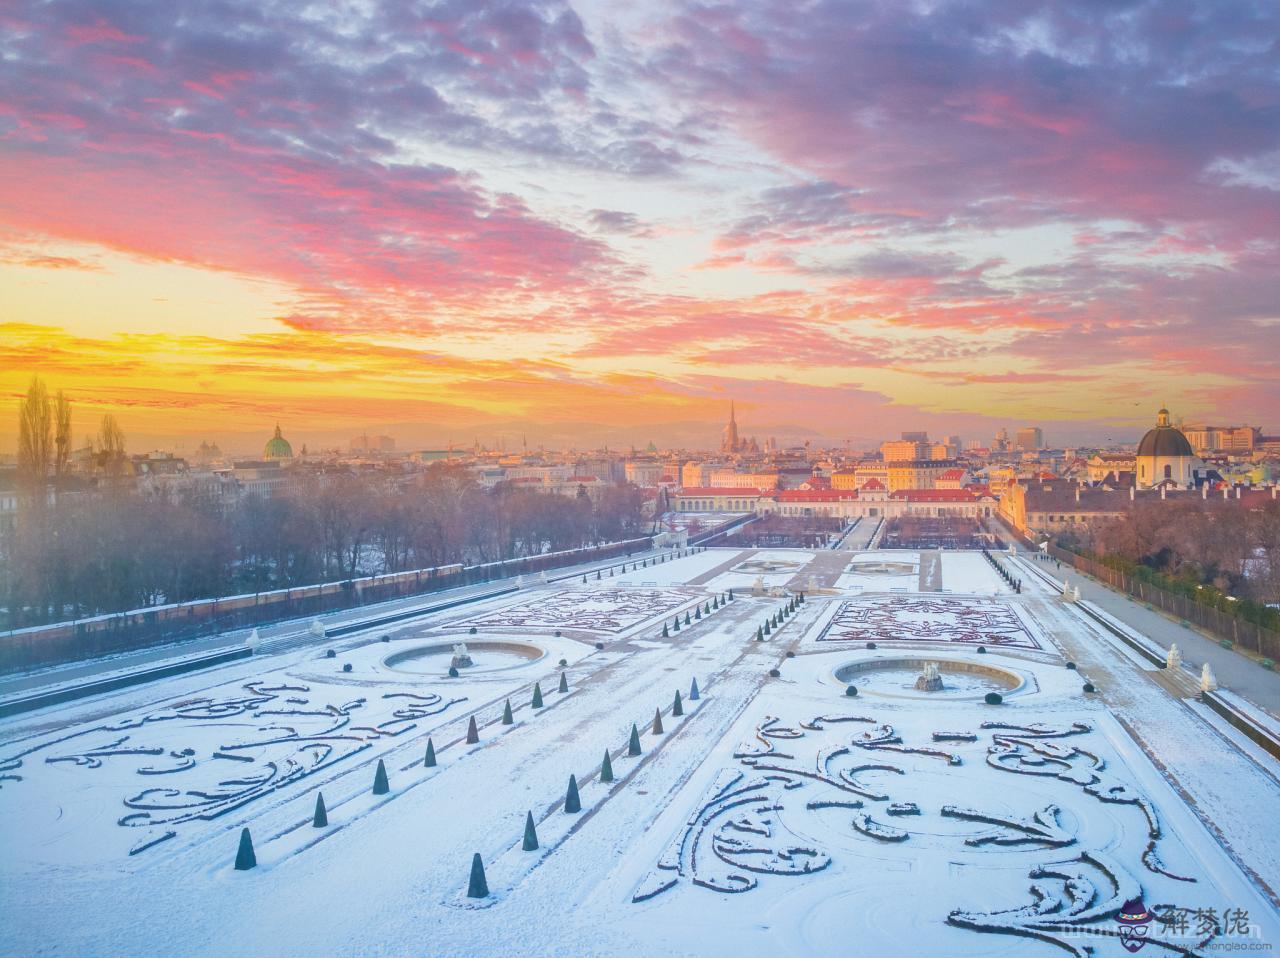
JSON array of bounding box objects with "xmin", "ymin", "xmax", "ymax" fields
[{"xmin": 1137, "ymin": 426, "xmax": 1193, "ymax": 458}]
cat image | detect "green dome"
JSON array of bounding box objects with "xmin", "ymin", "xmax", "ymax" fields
[{"xmin": 264, "ymin": 424, "xmax": 294, "ymax": 459}]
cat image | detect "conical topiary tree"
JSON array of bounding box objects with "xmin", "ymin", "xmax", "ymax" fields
[
  {"xmin": 502, "ymin": 699, "xmax": 514, "ymax": 725},
  {"xmin": 466, "ymin": 716, "xmax": 480, "ymax": 744},
  {"xmin": 373, "ymin": 759, "xmax": 390, "ymax": 795},
  {"xmin": 467, "ymin": 853, "xmax": 489, "ymax": 898},
  {"xmin": 564, "ymin": 774, "xmax": 581, "ymax": 813},
  {"xmin": 690, "ymin": 677, "xmax": 700, "ymax": 700},
  {"xmin": 694, "ymin": 607, "xmax": 701, "ymax": 620},
  {"xmin": 764, "ymin": 621, "xmax": 771, "ymax": 635},
  {"xmin": 652, "ymin": 707, "xmax": 664, "ymax": 735},
  {"xmin": 601, "ymin": 750, "xmax": 614, "ymax": 783},
  {"xmin": 425, "ymin": 739, "xmax": 437, "ymax": 768},
  {"xmin": 628, "ymin": 724, "xmax": 642, "ymax": 756},
  {"xmin": 756, "ymin": 626, "xmax": 764, "ymax": 641},
  {"xmin": 662, "ymin": 623, "xmax": 669, "ymax": 638},
  {"xmin": 532, "ymin": 683, "xmax": 544, "ymax": 708},
  {"xmin": 684, "ymin": 612, "xmax": 691, "ymax": 626},
  {"xmin": 704, "ymin": 602, "xmax": 711, "ymax": 614},
  {"xmin": 523, "ymin": 811, "xmax": 539, "ymax": 851},
  {"xmin": 558, "ymin": 671, "xmax": 568, "ymax": 693},
  {"xmin": 313, "ymin": 792, "xmax": 328, "ymax": 827},
  {"xmin": 728, "ymin": 589, "xmax": 734, "ymax": 601},
  {"xmin": 673, "ymin": 690, "xmax": 683, "ymax": 716},
  {"xmin": 234, "ymin": 827, "xmax": 256, "ymax": 871}
]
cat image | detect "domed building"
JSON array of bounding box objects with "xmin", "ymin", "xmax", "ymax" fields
[
  {"xmin": 1135, "ymin": 407, "xmax": 1196, "ymax": 489},
  {"xmin": 263, "ymin": 424, "xmax": 294, "ymax": 461}
]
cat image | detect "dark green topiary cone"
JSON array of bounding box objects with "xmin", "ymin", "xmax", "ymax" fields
[
  {"xmin": 532, "ymin": 682, "xmax": 544, "ymax": 708},
  {"xmin": 522, "ymin": 811, "xmax": 539, "ymax": 851},
  {"xmin": 313, "ymin": 792, "xmax": 328, "ymax": 827},
  {"xmin": 690, "ymin": 677, "xmax": 700, "ymax": 700},
  {"xmin": 372, "ymin": 759, "xmax": 390, "ymax": 795},
  {"xmin": 234, "ymin": 827, "xmax": 256, "ymax": 871},
  {"xmin": 467, "ymin": 852, "xmax": 489, "ymax": 898},
  {"xmin": 601, "ymin": 749, "xmax": 614, "ymax": 783},
  {"xmin": 425, "ymin": 739, "xmax": 437, "ymax": 767},
  {"xmin": 502, "ymin": 699, "xmax": 514, "ymax": 725},
  {"xmin": 652, "ymin": 707, "xmax": 664, "ymax": 735},
  {"xmin": 673, "ymin": 690, "xmax": 683, "ymax": 716},
  {"xmin": 466, "ymin": 716, "xmax": 480, "ymax": 744},
  {"xmin": 684, "ymin": 612, "xmax": 691, "ymax": 625},
  {"xmin": 628, "ymin": 723, "xmax": 642, "ymax": 756},
  {"xmin": 564, "ymin": 774, "xmax": 581, "ymax": 813},
  {"xmin": 558, "ymin": 671, "xmax": 568, "ymax": 693},
  {"xmin": 662, "ymin": 624, "xmax": 669, "ymax": 637}
]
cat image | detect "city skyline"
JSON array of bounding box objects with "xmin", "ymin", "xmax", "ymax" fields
[{"xmin": 3, "ymin": 1, "xmax": 1278, "ymax": 449}]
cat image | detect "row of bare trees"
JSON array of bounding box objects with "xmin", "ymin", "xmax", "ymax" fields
[
  {"xmin": 1057, "ymin": 499, "xmax": 1280, "ymax": 603},
  {"xmin": 1, "ymin": 463, "xmax": 649, "ymax": 628}
]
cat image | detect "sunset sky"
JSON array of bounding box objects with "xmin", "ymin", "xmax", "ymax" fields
[{"xmin": 2, "ymin": 0, "xmax": 1278, "ymax": 452}]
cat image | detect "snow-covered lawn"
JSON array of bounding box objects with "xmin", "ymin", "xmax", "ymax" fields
[
  {"xmin": 454, "ymin": 587, "xmax": 703, "ymax": 635},
  {"xmin": 706, "ymin": 549, "xmax": 818, "ymax": 591},
  {"xmin": 836, "ymin": 549, "xmax": 920, "ymax": 593},
  {"xmin": 816, "ymin": 595, "xmax": 1047, "ymax": 652}
]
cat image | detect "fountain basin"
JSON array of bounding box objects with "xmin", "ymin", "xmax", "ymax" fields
[
  {"xmin": 384, "ymin": 640, "xmax": 544, "ymax": 676},
  {"xmin": 833, "ymin": 657, "xmax": 1025, "ymax": 700}
]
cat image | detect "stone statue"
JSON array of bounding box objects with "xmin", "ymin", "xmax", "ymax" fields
[
  {"xmin": 1200, "ymin": 663, "xmax": 1217, "ymax": 694},
  {"xmin": 309, "ymin": 618, "xmax": 326, "ymax": 638},
  {"xmin": 451, "ymin": 643, "xmax": 474, "ymax": 669},
  {"xmin": 246, "ymin": 628, "xmax": 260, "ymax": 651},
  {"xmin": 752, "ymin": 575, "xmax": 766, "ymax": 595},
  {"xmin": 914, "ymin": 662, "xmax": 945, "ymax": 692},
  {"xmin": 1166, "ymin": 644, "xmax": 1181, "ymax": 670}
]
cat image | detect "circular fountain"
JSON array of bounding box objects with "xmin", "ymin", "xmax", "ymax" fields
[
  {"xmin": 384, "ymin": 640, "xmax": 544, "ymax": 676},
  {"xmin": 833, "ymin": 656, "xmax": 1024, "ymax": 700}
]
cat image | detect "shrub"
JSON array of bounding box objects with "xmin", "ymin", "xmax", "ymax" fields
[
  {"xmin": 342, "ymin": 663, "xmax": 353, "ymax": 672},
  {"xmin": 469, "ymin": 627, "xmax": 477, "ymax": 635},
  {"xmin": 866, "ymin": 642, "xmax": 877, "ymax": 650},
  {"xmin": 769, "ymin": 668, "xmax": 781, "ymax": 678},
  {"xmin": 1083, "ymin": 682, "xmax": 1096, "ymax": 693},
  {"xmin": 845, "ymin": 685, "xmax": 858, "ymax": 697},
  {"xmin": 976, "ymin": 646, "xmax": 987, "ymax": 654},
  {"xmin": 984, "ymin": 692, "xmax": 1003, "ymax": 705},
  {"xmin": 1065, "ymin": 662, "xmax": 1077, "ymax": 670}
]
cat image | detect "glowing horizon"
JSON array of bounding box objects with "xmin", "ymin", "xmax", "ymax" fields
[{"xmin": 2, "ymin": 1, "xmax": 1278, "ymax": 452}]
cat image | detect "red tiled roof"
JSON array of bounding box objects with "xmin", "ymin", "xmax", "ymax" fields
[
  {"xmin": 860, "ymin": 478, "xmax": 886, "ymax": 490},
  {"xmin": 938, "ymin": 468, "xmax": 966, "ymax": 480}
]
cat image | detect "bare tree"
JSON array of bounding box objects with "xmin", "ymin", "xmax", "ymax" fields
[{"xmin": 17, "ymin": 376, "xmax": 52, "ymax": 497}]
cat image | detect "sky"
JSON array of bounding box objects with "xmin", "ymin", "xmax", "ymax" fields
[{"xmin": 2, "ymin": 0, "xmax": 1278, "ymax": 453}]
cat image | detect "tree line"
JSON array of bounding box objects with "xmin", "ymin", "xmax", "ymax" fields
[
  {"xmin": 1055, "ymin": 498, "xmax": 1280, "ymax": 628},
  {"xmin": 3, "ymin": 379, "xmax": 648, "ymax": 629}
]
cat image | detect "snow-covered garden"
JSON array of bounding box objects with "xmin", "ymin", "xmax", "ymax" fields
[{"xmin": 1, "ymin": 546, "xmax": 1276, "ymax": 956}]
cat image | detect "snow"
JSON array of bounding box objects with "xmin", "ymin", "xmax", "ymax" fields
[{"xmin": 2, "ymin": 548, "xmax": 1277, "ymax": 957}]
